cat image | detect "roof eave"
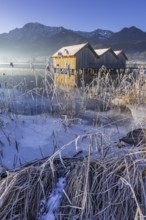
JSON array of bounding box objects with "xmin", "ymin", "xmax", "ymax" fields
[{"xmin": 75, "ymin": 43, "xmax": 100, "ymax": 59}]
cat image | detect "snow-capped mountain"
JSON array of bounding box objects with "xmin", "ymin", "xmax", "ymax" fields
[
  {"xmin": 1, "ymin": 23, "xmax": 113, "ymax": 43},
  {"xmin": 1, "ymin": 23, "xmax": 67, "ymax": 41},
  {"xmin": 0, "ymin": 22, "xmax": 146, "ymax": 60},
  {"xmin": 76, "ymin": 29, "xmax": 113, "ymax": 40},
  {"xmin": 0, "ymin": 23, "xmax": 86, "ymax": 56}
]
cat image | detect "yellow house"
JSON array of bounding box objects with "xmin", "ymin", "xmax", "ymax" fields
[
  {"xmin": 52, "ymin": 42, "xmax": 99, "ymax": 70},
  {"xmin": 51, "ymin": 43, "xmax": 128, "ymax": 87},
  {"xmin": 51, "ymin": 42, "xmax": 99, "ymax": 87}
]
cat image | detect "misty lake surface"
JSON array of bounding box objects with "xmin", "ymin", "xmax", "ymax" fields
[
  {"xmin": 0, "ymin": 63, "xmax": 55, "ymax": 115},
  {"xmin": 0, "ymin": 63, "xmax": 52, "ymax": 90}
]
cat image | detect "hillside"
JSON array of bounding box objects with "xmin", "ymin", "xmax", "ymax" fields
[{"xmin": 0, "ymin": 23, "xmax": 146, "ymax": 60}]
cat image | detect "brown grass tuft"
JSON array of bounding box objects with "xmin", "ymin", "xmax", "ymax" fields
[{"xmin": 0, "ymin": 151, "xmax": 146, "ymax": 219}]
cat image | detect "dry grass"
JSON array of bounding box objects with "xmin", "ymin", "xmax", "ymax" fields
[
  {"xmin": 51, "ymin": 70, "xmax": 146, "ymax": 117},
  {"xmin": 0, "ymin": 67, "xmax": 145, "ymax": 117},
  {"xmin": 112, "ymin": 72, "xmax": 146, "ymax": 106},
  {"xmin": 59, "ymin": 151, "xmax": 146, "ymax": 220},
  {"xmin": 0, "ymin": 150, "xmax": 146, "ymax": 220},
  {"xmin": 0, "ymin": 67, "xmax": 146, "ymax": 220},
  {"xmin": 0, "ymin": 162, "xmax": 57, "ymax": 219}
]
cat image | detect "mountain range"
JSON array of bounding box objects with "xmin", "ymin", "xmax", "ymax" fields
[{"xmin": 0, "ymin": 22, "xmax": 146, "ymax": 61}]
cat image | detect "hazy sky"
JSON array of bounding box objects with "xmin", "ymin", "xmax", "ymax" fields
[{"xmin": 0, "ymin": 0, "xmax": 145, "ymax": 33}]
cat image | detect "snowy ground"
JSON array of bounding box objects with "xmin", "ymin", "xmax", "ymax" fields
[
  {"xmin": 0, "ymin": 89, "xmax": 146, "ymax": 220},
  {"xmin": 0, "ymin": 87, "xmax": 146, "ymax": 170},
  {"xmin": 0, "ymin": 107, "xmax": 142, "ymax": 170}
]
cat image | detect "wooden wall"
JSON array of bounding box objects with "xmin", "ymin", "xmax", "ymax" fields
[
  {"xmin": 96, "ymin": 52, "xmax": 117, "ymax": 69},
  {"xmin": 53, "ymin": 56, "xmax": 76, "ymax": 69},
  {"xmin": 116, "ymin": 54, "xmax": 126, "ymax": 68},
  {"xmin": 76, "ymin": 47, "xmax": 98, "ymax": 69}
]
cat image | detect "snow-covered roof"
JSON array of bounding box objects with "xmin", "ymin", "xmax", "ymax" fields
[
  {"xmin": 52, "ymin": 43, "xmax": 88, "ymax": 57},
  {"xmin": 94, "ymin": 48, "xmax": 111, "ymax": 56},
  {"xmin": 94, "ymin": 48, "xmax": 118, "ymax": 59},
  {"xmin": 114, "ymin": 50, "xmax": 123, "ymax": 56},
  {"xmin": 114, "ymin": 50, "xmax": 128, "ymax": 60},
  {"xmin": 52, "ymin": 42, "xmax": 99, "ymax": 58}
]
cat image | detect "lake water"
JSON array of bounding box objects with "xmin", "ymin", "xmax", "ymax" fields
[
  {"xmin": 0, "ymin": 63, "xmax": 54, "ymax": 90},
  {"xmin": 0, "ymin": 63, "xmax": 55, "ymax": 115}
]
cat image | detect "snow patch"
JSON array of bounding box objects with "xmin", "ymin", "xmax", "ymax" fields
[{"xmin": 38, "ymin": 177, "xmax": 66, "ymax": 220}]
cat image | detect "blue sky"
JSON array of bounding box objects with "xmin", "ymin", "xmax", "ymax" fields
[{"xmin": 0, "ymin": 0, "xmax": 145, "ymax": 33}]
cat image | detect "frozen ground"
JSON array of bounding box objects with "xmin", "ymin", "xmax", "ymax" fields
[
  {"xmin": 0, "ymin": 87, "xmax": 146, "ymax": 170},
  {"xmin": 0, "ymin": 107, "xmax": 143, "ymax": 170},
  {"xmin": 38, "ymin": 177, "xmax": 66, "ymax": 220}
]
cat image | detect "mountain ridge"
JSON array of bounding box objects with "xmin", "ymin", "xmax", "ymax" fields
[{"xmin": 0, "ymin": 23, "xmax": 146, "ymax": 60}]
